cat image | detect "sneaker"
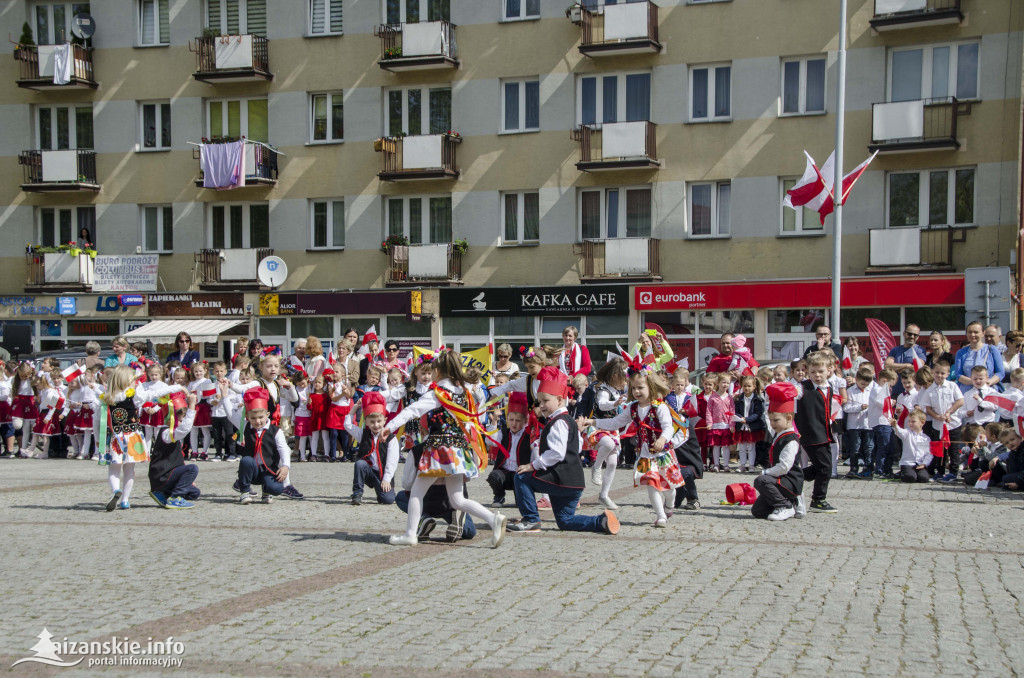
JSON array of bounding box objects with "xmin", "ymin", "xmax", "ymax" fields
[
  {"xmin": 599, "ymin": 510, "xmax": 619, "ymax": 535},
  {"xmin": 856, "ymin": 470, "xmax": 873, "ymax": 480},
  {"xmin": 389, "ymin": 534, "xmax": 417, "ymax": 546},
  {"xmin": 199, "ymin": 452, "xmax": 208, "ymax": 461},
  {"xmin": 446, "ymin": 510, "xmax": 466, "ymax": 542},
  {"xmin": 938, "ymin": 473, "xmax": 956, "ymax": 483},
  {"xmin": 592, "ymin": 465, "xmax": 604, "ymax": 486},
  {"xmin": 844, "ymin": 471, "xmax": 860, "ymax": 479},
  {"xmin": 350, "ymin": 494, "xmax": 362, "ymax": 506},
  {"xmin": 105, "ymin": 489, "xmax": 122, "ymax": 512},
  {"xmin": 809, "ymin": 499, "xmax": 837, "ymax": 513},
  {"xmin": 166, "ymin": 497, "xmax": 195, "ymax": 509},
  {"xmin": 239, "ymin": 492, "xmax": 253, "ymax": 505},
  {"xmin": 507, "ymin": 520, "xmax": 541, "ymax": 532},
  {"xmin": 227, "ymin": 455, "xmax": 238, "ymax": 461},
  {"xmin": 261, "ymin": 493, "xmax": 273, "ymax": 504},
  {"xmin": 118, "ymin": 501, "xmax": 131, "ymax": 510},
  {"xmin": 683, "ymin": 501, "xmax": 700, "ymax": 511},
  {"xmin": 654, "ymin": 518, "xmax": 667, "ymax": 528},
  {"xmin": 232, "ymin": 479, "xmax": 241, "ymax": 492},
  {"xmin": 281, "ymin": 486, "xmax": 304, "ymax": 499},
  {"xmin": 149, "ymin": 490, "xmax": 168, "ymax": 508},
  {"xmin": 76, "ymin": 453, "xmax": 87, "ymax": 460},
  {"xmin": 416, "ymin": 517, "xmax": 436, "ymax": 539},
  {"xmin": 491, "ymin": 498, "xmax": 504, "ymax": 508},
  {"xmin": 536, "ymin": 497, "xmax": 552, "ymax": 509},
  {"xmin": 599, "ymin": 495, "xmax": 619, "ymax": 510},
  {"xmin": 490, "ymin": 513, "xmax": 508, "ymax": 548},
  {"xmin": 768, "ymin": 506, "xmax": 796, "ymax": 521},
  {"xmin": 794, "ymin": 496, "xmax": 807, "ymax": 519},
  {"xmin": 722, "ymin": 466, "xmax": 731, "ymax": 473}
]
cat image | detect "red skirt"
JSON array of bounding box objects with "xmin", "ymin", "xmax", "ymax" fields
[
  {"xmin": 733, "ymin": 429, "xmax": 763, "ymax": 444},
  {"xmin": 193, "ymin": 401, "xmax": 212, "ymax": 427},
  {"xmin": 75, "ymin": 410, "xmax": 94, "ymax": 431},
  {"xmin": 293, "ymin": 415, "xmax": 312, "ymax": 438},
  {"xmin": 326, "ymin": 404, "xmax": 350, "ymax": 431},
  {"xmin": 0, "ymin": 401, "xmax": 11, "ymax": 424},
  {"xmin": 141, "ymin": 404, "xmax": 166, "ymax": 428},
  {"xmin": 12, "ymin": 395, "xmax": 37, "ymax": 420},
  {"xmin": 34, "ymin": 409, "xmax": 57, "ymax": 436},
  {"xmin": 707, "ymin": 429, "xmax": 733, "ymax": 447},
  {"xmin": 64, "ymin": 410, "xmax": 79, "ymax": 430}
]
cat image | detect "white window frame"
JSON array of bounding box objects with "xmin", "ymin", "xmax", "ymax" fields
[
  {"xmin": 885, "ymin": 167, "xmax": 976, "ymax": 229},
  {"xmin": 887, "ymin": 41, "xmax": 981, "ymax": 102},
  {"xmin": 780, "ymin": 55, "xmax": 826, "ymax": 116},
  {"xmin": 578, "ymin": 185, "xmax": 653, "ymax": 241},
  {"xmin": 138, "ymin": 101, "xmax": 171, "ymax": 151},
  {"xmin": 206, "ymin": 97, "xmax": 267, "ymax": 140},
  {"xmin": 385, "ymin": 195, "xmax": 453, "ymax": 245},
  {"xmin": 309, "ymin": 199, "xmax": 346, "ymax": 250},
  {"xmin": 500, "ymin": 78, "xmax": 540, "ymax": 133},
  {"xmin": 137, "ymin": 0, "xmax": 170, "ymax": 46},
  {"xmin": 39, "ymin": 206, "xmax": 94, "ymax": 248},
  {"xmin": 33, "ymin": 2, "xmax": 79, "ymax": 45},
  {"xmin": 503, "ymin": 0, "xmax": 540, "ymax": 21},
  {"xmin": 384, "ymin": 85, "xmax": 452, "ymax": 137},
  {"xmin": 207, "ymin": 0, "xmax": 263, "ymax": 35},
  {"xmin": 308, "ymin": 0, "xmax": 343, "ymax": 36},
  {"xmin": 383, "ymin": 0, "xmax": 448, "ymax": 24},
  {"xmin": 207, "ymin": 203, "xmax": 270, "ymax": 249},
  {"xmin": 688, "ymin": 181, "xmax": 731, "ymax": 238},
  {"xmin": 140, "ymin": 204, "xmax": 174, "ymax": 253},
  {"xmin": 36, "ymin": 104, "xmax": 92, "ymax": 150},
  {"xmin": 779, "ymin": 178, "xmax": 824, "ymax": 236},
  {"xmin": 575, "ymin": 70, "xmax": 652, "ymax": 126},
  {"xmin": 500, "ymin": 191, "xmax": 540, "ymax": 245},
  {"xmin": 309, "ymin": 91, "xmax": 344, "ymax": 144},
  {"xmin": 689, "ymin": 63, "xmax": 732, "ymax": 123}
]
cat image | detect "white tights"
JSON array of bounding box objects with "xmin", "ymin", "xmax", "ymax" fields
[
  {"xmin": 190, "ymin": 427, "xmax": 211, "ymax": 456},
  {"xmin": 593, "ymin": 437, "xmax": 620, "ymax": 500},
  {"xmin": 402, "ymin": 474, "xmax": 496, "ymax": 539},
  {"xmin": 737, "ymin": 442, "xmax": 755, "ymax": 469},
  {"xmin": 144, "ymin": 425, "xmax": 156, "ymax": 447},
  {"xmin": 830, "ymin": 441, "xmax": 840, "ymax": 476},
  {"xmin": 646, "ymin": 485, "xmax": 676, "ymax": 521},
  {"xmin": 108, "ymin": 462, "xmax": 135, "ymax": 503},
  {"xmin": 713, "ymin": 446, "xmax": 731, "ymax": 469},
  {"xmin": 20, "ymin": 421, "xmax": 34, "ymax": 450},
  {"xmin": 29, "ymin": 434, "xmax": 50, "ymax": 457},
  {"xmin": 299, "ymin": 436, "xmax": 309, "ymax": 460},
  {"xmin": 309, "ymin": 431, "xmax": 329, "ymax": 457}
]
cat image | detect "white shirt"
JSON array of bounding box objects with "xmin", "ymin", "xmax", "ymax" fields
[
  {"xmin": 496, "ymin": 427, "xmax": 532, "ymax": 472},
  {"xmin": 763, "ymin": 428, "xmax": 799, "ymax": 477},
  {"xmin": 895, "ymin": 387, "xmax": 919, "ymax": 419},
  {"xmin": 828, "ymin": 375, "xmax": 847, "ymax": 420},
  {"xmin": 532, "ymin": 407, "xmax": 584, "ymax": 471},
  {"xmin": 894, "ymin": 426, "xmax": 934, "ymax": 467},
  {"xmin": 222, "ymin": 397, "xmax": 291, "ymax": 470},
  {"xmin": 961, "ymin": 386, "xmax": 997, "ymax": 425},
  {"xmin": 593, "ymin": 401, "xmax": 684, "ymax": 454},
  {"xmin": 866, "ymin": 381, "xmax": 893, "ymax": 428},
  {"xmin": 919, "ymin": 381, "xmax": 964, "ymax": 428},
  {"xmin": 842, "ymin": 382, "xmax": 873, "ymax": 430},
  {"xmin": 387, "ymin": 379, "xmax": 460, "ymax": 431},
  {"xmin": 385, "ymin": 385, "xmax": 405, "ymax": 414},
  {"xmin": 293, "ymin": 386, "xmax": 310, "ymax": 418},
  {"xmin": 343, "ymin": 411, "xmax": 399, "ymax": 483}
]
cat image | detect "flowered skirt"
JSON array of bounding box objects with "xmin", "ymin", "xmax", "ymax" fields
[
  {"xmin": 585, "ymin": 427, "xmax": 619, "ymax": 451},
  {"xmin": 75, "ymin": 409, "xmax": 94, "ymax": 432},
  {"xmin": 0, "ymin": 401, "xmax": 11, "ymax": 424},
  {"xmin": 634, "ymin": 451, "xmax": 685, "ymax": 491},
  {"xmin": 12, "ymin": 395, "xmax": 37, "ymax": 420},
  {"xmin": 104, "ymin": 430, "xmax": 149, "ymax": 465},
  {"xmin": 418, "ymin": 443, "xmax": 480, "ymax": 480},
  {"xmin": 33, "ymin": 409, "xmax": 58, "ymax": 436}
]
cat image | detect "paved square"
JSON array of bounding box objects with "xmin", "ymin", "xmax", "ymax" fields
[{"xmin": 1, "ymin": 458, "xmax": 1021, "ymax": 677}]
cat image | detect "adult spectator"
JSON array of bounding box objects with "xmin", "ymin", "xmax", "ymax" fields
[
  {"xmin": 706, "ymin": 333, "xmax": 735, "ymax": 374},
  {"xmin": 379, "ymin": 339, "xmax": 406, "ymax": 378},
  {"xmin": 631, "ymin": 329, "xmax": 674, "ymax": 368},
  {"xmin": 842, "ymin": 336, "xmax": 869, "ymax": 385},
  {"xmin": 165, "ymin": 331, "xmax": 200, "ymax": 369},
  {"xmin": 247, "ymin": 338, "xmax": 265, "ymax": 370},
  {"xmin": 985, "ymin": 325, "xmax": 1006, "ymax": 353},
  {"xmin": 105, "ymin": 336, "xmax": 141, "ymax": 369},
  {"xmin": 490, "ymin": 343, "xmax": 520, "ymax": 385},
  {"xmin": 925, "ymin": 331, "xmax": 955, "ymax": 369},
  {"xmin": 358, "ymin": 328, "xmax": 381, "ymax": 385},
  {"xmin": 1002, "ymin": 330, "xmax": 1024, "ymax": 374},
  {"xmin": 304, "ymin": 336, "xmax": 328, "ymax": 380},
  {"xmin": 884, "ymin": 324, "xmax": 926, "ymax": 371},
  {"xmin": 340, "ymin": 327, "xmax": 360, "ymax": 353},
  {"xmin": 557, "ymin": 325, "xmax": 592, "ymax": 377},
  {"xmin": 802, "ymin": 325, "xmax": 843, "ymax": 359},
  {"xmin": 952, "ymin": 321, "xmax": 1004, "ymax": 392},
  {"xmin": 332, "ymin": 340, "xmax": 359, "ymax": 384},
  {"xmin": 83, "ymin": 341, "xmax": 103, "ymax": 369},
  {"xmin": 288, "ymin": 338, "xmax": 307, "ymax": 377}
]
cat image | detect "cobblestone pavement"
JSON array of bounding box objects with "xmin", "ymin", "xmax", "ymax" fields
[{"xmin": 1, "ymin": 457, "xmax": 1022, "ymax": 677}]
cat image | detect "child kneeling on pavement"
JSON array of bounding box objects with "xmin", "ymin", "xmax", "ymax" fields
[
  {"xmin": 343, "ymin": 392, "xmax": 398, "ymax": 505},
  {"xmin": 148, "ymin": 392, "xmax": 201, "ymax": 509},
  {"xmin": 751, "ymin": 382, "xmax": 806, "ymax": 521},
  {"xmin": 224, "ymin": 387, "xmax": 290, "ymax": 504}
]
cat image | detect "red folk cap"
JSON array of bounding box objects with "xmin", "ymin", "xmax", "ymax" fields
[
  {"xmin": 168, "ymin": 391, "xmax": 188, "ymax": 412},
  {"xmin": 243, "ymin": 387, "xmax": 270, "ymax": 411},
  {"xmin": 362, "ymin": 391, "xmax": 387, "ymax": 417},
  {"xmin": 536, "ymin": 366, "xmax": 571, "ymax": 398},
  {"xmin": 765, "ymin": 382, "xmax": 798, "ymax": 414},
  {"xmin": 507, "ymin": 391, "xmax": 529, "ymax": 415}
]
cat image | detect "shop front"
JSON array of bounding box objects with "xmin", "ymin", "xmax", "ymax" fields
[
  {"xmin": 0, "ymin": 294, "xmax": 150, "ymax": 354},
  {"xmin": 127, "ymin": 293, "xmax": 251, "ymax": 360}
]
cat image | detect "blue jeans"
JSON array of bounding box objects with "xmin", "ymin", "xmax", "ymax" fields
[
  {"xmin": 395, "ymin": 488, "xmax": 477, "ymax": 539},
  {"xmin": 352, "ymin": 459, "xmax": 396, "ymax": 504},
  {"xmin": 513, "ymin": 473, "xmax": 603, "ymax": 532},
  {"xmin": 872, "ymin": 425, "xmax": 893, "ymax": 474},
  {"xmin": 844, "ymin": 428, "xmax": 873, "ymax": 472},
  {"xmin": 329, "ymin": 429, "xmax": 351, "ymax": 460},
  {"xmin": 237, "ymin": 456, "xmax": 285, "ymax": 495},
  {"xmin": 158, "ymin": 464, "xmax": 201, "ymax": 500}
]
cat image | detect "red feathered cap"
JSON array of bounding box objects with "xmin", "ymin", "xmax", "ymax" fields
[
  {"xmin": 243, "ymin": 387, "xmax": 270, "ymax": 411},
  {"xmin": 168, "ymin": 391, "xmax": 188, "ymax": 411},
  {"xmin": 362, "ymin": 391, "xmax": 386, "ymax": 417},
  {"xmin": 765, "ymin": 382, "xmax": 798, "ymax": 413},
  {"xmin": 536, "ymin": 366, "xmax": 571, "ymax": 398},
  {"xmin": 508, "ymin": 391, "xmax": 529, "ymax": 415}
]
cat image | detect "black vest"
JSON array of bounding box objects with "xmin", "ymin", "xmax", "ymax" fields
[
  {"xmin": 525, "ymin": 375, "xmax": 536, "ymax": 409},
  {"xmin": 496, "ymin": 424, "xmax": 532, "ymax": 469},
  {"xmin": 767, "ymin": 430, "xmax": 804, "ymax": 496},
  {"xmin": 793, "ymin": 380, "xmax": 833, "ymax": 445},
  {"xmin": 674, "ymin": 436, "xmax": 703, "ymax": 479},
  {"xmin": 533, "ymin": 412, "xmax": 585, "ymax": 489},
  {"xmin": 590, "ymin": 383, "xmax": 621, "ymax": 420},
  {"xmin": 242, "ymin": 423, "xmax": 282, "ymax": 472},
  {"xmin": 255, "ymin": 378, "xmax": 279, "ymax": 416},
  {"xmin": 148, "ymin": 433, "xmax": 183, "ymax": 491},
  {"xmin": 356, "ymin": 428, "xmax": 395, "ymax": 478}
]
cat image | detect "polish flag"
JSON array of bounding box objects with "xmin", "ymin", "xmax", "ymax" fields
[
  {"xmin": 679, "ymin": 393, "xmax": 699, "ymax": 418},
  {"xmin": 666, "ymin": 356, "xmax": 690, "ymax": 375},
  {"xmin": 912, "ymin": 354, "xmax": 925, "ymax": 371},
  {"xmin": 882, "ymin": 397, "xmax": 894, "ymax": 419},
  {"xmin": 201, "ymin": 387, "xmax": 217, "ymax": 398},
  {"xmin": 983, "ymin": 393, "xmax": 1020, "ymax": 417},
  {"xmin": 359, "ymin": 325, "xmax": 378, "ymax": 356},
  {"xmin": 841, "ymin": 345, "xmax": 853, "ymax": 371},
  {"xmin": 930, "ymin": 423, "xmax": 950, "ymax": 458},
  {"xmin": 784, "ymin": 151, "xmax": 835, "ymax": 213},
  {"xmin": 813, "ymin": 151, "xmax": 879, "ymax": 224},
  {"xmin": 289, "ymin": 355, "xmax": 306, "ymax": 375},
  {"xmin": 61, "ymin": 363, "xmax": 85, "ymax": 382}
]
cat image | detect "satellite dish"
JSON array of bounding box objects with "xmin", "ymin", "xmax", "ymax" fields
[
  {"xmin": 71, "ymin": 12, "xmax": 96, "ymax": 40},
  {"xmin": 257, "ymin": 256, "xmax": 288, "ymax": 288}
]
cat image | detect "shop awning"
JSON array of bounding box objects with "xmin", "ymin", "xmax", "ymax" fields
[{"xmin": 123, "ymin": 319, "xmax": 248, "ymax": 344}]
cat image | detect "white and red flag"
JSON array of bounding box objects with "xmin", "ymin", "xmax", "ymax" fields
[
  {"xmin": 841, "ymin": 344, "xmax": 853, "ymax": 371},
  {"xmin": 289, "ymin": 355, "xmax": 306, "ymax": 375},
  {"xmin": 786, "ymin": 150, "xmax": 878, "ymax": 225},
  {"xmin": 61, "ymin": 362, "xmax": 84, "ymax": 383}
]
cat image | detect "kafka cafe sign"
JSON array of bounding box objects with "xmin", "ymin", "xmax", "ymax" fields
[{"xmin": 440, "ymin": 286, "xmax": 628, "ymax": 317}]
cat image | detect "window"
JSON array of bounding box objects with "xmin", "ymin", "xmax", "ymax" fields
[
  {"xmin": 579, "ymin": 186, "xmax": 651, "ymax": 240},
  {"xmin": 690, "ymin": 64, "xmax": 731, "ymax": 122},
  {"xmin": 501, "ymin": 78, "xmax": 540, "ymax": 133},
  {"xmin": 781, "ymin": 56, "xmax": 825, "ymax": 115},
  {"xmin": 577, "ymin": 72, "xmax": 651, "ymax": 125},
  {"xmin": 141, "ymin": 205, "xmax": 173, "ymax": 253},
  {"xmin": 504, "ymin": 0, "xmax": 540, "ymax": 20},
  {"xmin": 385, "ymin": 0, "xmax": 449, "ymax": 23},
  {"xmin": 501, "ymin": 192, "xmax": 540, "ymax": 244},
  {"xmin": 34, "ymin": 2, "xmax": 88, "ymax": 45},
  {"xmin": 889, "ymin": 42, "xmax": 980, "ymax": 102},
  {"xmin": 137, "ymin": 0, "xmax": 169, "ymax": 46},
  {"xmin": 690, "ymin": 181, "xmax": 731, "ymax": 237},
  {"xmin": 139, "ymin": 102, "xmax": 171, "ymax": 150},
  {"xmin": 386, "ymin": 196, "xmax": 452, "ymax": 244},
  {"xmin": 40, "ymin": 206, "xmax": 94, "ymax": 248},
  {"xmin": 310, "ymin": 199, "xmax": 345, "ymax": 249},
  {"xmin": 887, "ymin": 168, "xmax": 975, "ymax": 228},
  {"xmin": 309, "ymin": 0, "xmax": 343, "ymax": 35},
  {"xmin": 37, "ymin": 105, "xmax": 92, "ymax": 150},
  {"xmin": 780, "ymin": 178, "xmax": 824, "ymax": 235},
  {"xmin": 310, "ymin": 92, "xmax": 343, "ymax": 143},
  {"xmin": 210, "ymin": 203, "xmax": 270, "ymax": 249},
  {"xmin": 208, "ymin": 98, "xmax": 268, "ymax": 142},
  {"xmin": 386, "ymin": 86, "xmax": 451, "ymax": 136},
  {"xmin": 206, "ymin": 0, "xmax": 267, "ymax": 36}
]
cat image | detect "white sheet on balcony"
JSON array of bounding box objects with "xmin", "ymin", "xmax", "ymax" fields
[
  {"xmin": 41, "ymin": 150, "xmax": 78, "ymax": 182},
  {"xmin": 605, "ymin": 238, "xmax": 649, "ymax": 275},
  {"xmin": 215, "ymin": 35, "xmax": 255, "ymax": 69},
  {"xmin": 52, "ymin": 43, "xmax": 73, "ymax": 84},
  {"xmin": 221, "ymin": 248, "xmax": 258, "ymax": 280},
  {"xmin": 409, "ymin": 244, "xmax": 449, "ymax": 278},
  {"xmin": 201, "ymin": 141, "xmax": 245, "ymax": 189},
  {"xmin": 124, "ymin": 319, "xmax": 247, "ymax": 344},
  {"xmin": 404, "ymin": 21, "xmax": 444, "ymax": 57},
  {"xmin": 876, "ymin": 0, "xmax": 927, "ymax": 13},
  {"xmin": 43, "ymin": 252, "xmax": 91, "ymax": 284},
  {"xmin": 602, "ymin": 121, "xmax": 647, "ymax": 159},
  {"xmin": 604, "ymin": 3, "xmax": 648, "ymax": 41},
  {"xmin": 403, "ymin": 135, "xmax": 443, "ymax": 169},
  {"xmin": 873, "ymin": 100, "xmax": 924, "ymax": 141},
  {"xmin": 870, "ymin": 228, "xmax": 921, "ymax": 266},
  {"xmin": 37, "ymin": 44, "xmax": 56, "ymax": 77}
]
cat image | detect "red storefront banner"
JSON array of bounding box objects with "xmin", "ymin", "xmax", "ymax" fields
[{"xmin": 635, "ymin": 276, "xmax": 965, "ymax": 310}]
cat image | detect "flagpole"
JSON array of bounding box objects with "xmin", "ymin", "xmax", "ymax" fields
[{"xmin": 831, "ymin": 0, "xmax": 847, "ymax": 342}]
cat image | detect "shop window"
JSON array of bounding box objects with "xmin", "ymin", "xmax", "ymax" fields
[
  {"xmin": 444, "ymin": 316, "xmax": 489, "ymax": 337},
  {"xmin": 387, "ymin": 315, "xmax": 431, "ymax": 339},
  {"xmin": 494, "ymin": 316, "xmax": 534, "ymax": 336},
  {"xmin": 769, "ymin": 309, "xmax": 827, "ymax": 334},
  {"xmin": 259, "ymin": 318, "xmax": 287, "ymax": 335},
  {"xmin": 541, "ymin": 317, "xmax": 581, "ymax": 336},
  {"xmin": 641, "ymin": 312, "xmax": 696, "ymax": 336},
  {"xmin": 586, "ymin": 314, "xmax": 628, "ymax": 337},
  {"xmin": 698, "ymin": 311, "xmax": 753, "ymax": 336},
  {"xmin": 904, "ymin": 306, "xmax": 966, "ymax": 334},
  {"xmin": 839, "ymin": 308, "xmax": 900, "ymax": 334},
  {"xmin": 290, "ymin": 317, "xmax": 333, "ymax": 339}
]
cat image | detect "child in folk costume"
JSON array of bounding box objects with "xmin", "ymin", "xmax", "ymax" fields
[
  {"xmin": 12, "ymin": 362, "xmax": 37, "ymax": 455},
  {"xmin": 384, "ymin": 367, "xmax": 406, "ymax": 422},
  {"xmin": 707, "ymin": 373, "xmax": 736, "ymax": 472},
  {"xmin": 751, "ymin": 382, "xmax": 806, "ymax": 521},
  {"xmin": 309, "ymin": 375, "xmax": 331, "ymax": 460},
  {"xmin": 187, "ymin": 362, "xmax": 216, "ymax": 461},
  {"xmin": 292, "ymin": 373, "xmax": 313, "ymax": 462},
  {"xmin": 0, "ymin": 362, "xmax": 13, "ymax": 456},
  {"xmin": 733, "ymin": 375, "xmax": 765, "ymax": 473},
  {"xmin": 223, "ymin": 387, "xmax": 292, "ymax": 504},
  {"xmin": 586, "ymin": 358, "xmax": 629, "ymax": 511},
  {"xmin": 237, "ymin": 354, "xmax": 304, "ymax": 498},
  {"xmin": 486, "ymin": 392, "xmax": 534, "ymax": 508},
  {"xmin": 402, "ymin": 360, "xmax": 433, "ymax": 451},
  {"xmin": 794, "ymin": 354, "xmax": 839, "ymax": 513},
  {"xmin": 344, "ymin": 392, "xmax": 398, "ymax": 505},
  {"xmin": 139, "ymin": 363, "xmax": 167, "ymax": 449},
  {"xmin": 382, "ymin": 350, "xmax": 508, "ymax": 547},
  {"xmin": 66, "ymin": 372, "xmax": 96, "ymax": 460},
  {"xmin": 148, "ymin": 391, "xmax": 200, "ymax": 509},
  {"xmin": 99, "ymin": 365, "xmax": 185, "ymax": 511},
  {"xmin": 28, "ymin": 369, "xmax": 63, "ymax": 459},
  {"xmin": 327, "ymin": 369, "xmax": 353, "ymax": 462}
]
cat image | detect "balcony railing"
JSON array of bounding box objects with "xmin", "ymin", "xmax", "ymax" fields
[
  {"xmin": 866, "ymin": 226, "xmax": 967, "ymax": 273},
  {"xmin": 25, "ymin": 252, "xmax": 95, "ymax": 292},
  {"xmin": 195, "ymin": 248, "xmax": 273, "ymax": 289},
  {"xmin": 194, "ymin": 140, "xmax": 279, "ymax": 188},
  {"xmin": 377, "ymin": 134, "xmax": 460, "ymax": 181},
  {"xmin": 19, "ymin": 150, "xmax": 99, "ymax": 192},
  {"xmin": 191, "ymin": 35, "xmax": 271, "ymax": 83},
  {"xmin": 574, "ymin": 121, "xmax": 659, "ymax": 171},
  {"xmin": 870, "ymin": 0, "xmax": 963, "ymax": 31},
  {"xmin": 577, "ymin": 238, "xmax": 661, "ymax": 282},
  {"xmin": 386, "ymin": 244, "xmax": 463, "ymax": 286},
  {"xmin": 580, "ymin": 1, "xmax": 661, "ymax": 56},
  {"xmin": 869, "ymin": 97, "xmax": 969, "ymax": 153},
  {"xmin": 375, "ymin": 21, "xmax": 458, "ymax": 71},
  {"xmin": 14, "ymin": 44, "xmax": 96, "ymax": 89}
]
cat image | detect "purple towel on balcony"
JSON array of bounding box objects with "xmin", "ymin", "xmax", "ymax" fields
[{"xmin": 200, "ymin": 140, "xmax": 244, "ymax": 189}]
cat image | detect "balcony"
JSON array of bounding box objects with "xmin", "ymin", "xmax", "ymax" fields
[
  {"xmin": 14, "ymin": 44, "xmax": 97, "ymax": 90},
  {"xmin": 376, "ymin": 134, "xmax": 460, "ymax": 181},
  {"xmin": 866, "ymin": 226, "xmax": 967, "ymax": 273},
  {"xmin": 191, "ymin": 35, "xmax": 272, "ymax": 83},
  {"xmin": 19, "ymin": 150, "xmax": 100, "ymax": 192},
  {"xmin": 577, "ymin": 238, "xmax": 661, "ymax": 282},
  {"xmin": 573, "ymin": 122, "xmax": 659, "ymax": 172},
  {"xmin": 194, "ymin": 140, "xmax": 279, "ymax": 188},
  {"xmin": 195, "ymin": 248, "xmax": 273, "ymax": 290},
  {"xmin": 375, "ymin": 21, "xmax": 458, "ymax": 71},
  {"xmin": 386, "ymin": 244, "xmax": 463, "ymax": 287},
  {"xmin": 870, "ymin": 0, "xmax": 963, "ymax": 31},
  {"xmin": 25, "ymin": 252, "xmax": 94, "ymax": 293},
  {"xmin": 869, "ymin": 97, "xmax": 970, "ymax": 154},
  {"xmin": 579, "ymin": 1, "xmax": 661, "ymax": 56}
]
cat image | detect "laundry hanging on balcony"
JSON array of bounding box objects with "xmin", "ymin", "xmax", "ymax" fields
[
  {"xmin": 52, "ymin": 44, "xmax": 73, "ymax": 85},
  {"xmin": 200, "ymin": 140, "xmax": 245, "ymax": 190}
]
